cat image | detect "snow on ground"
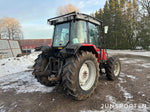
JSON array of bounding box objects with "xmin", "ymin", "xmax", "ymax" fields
[
  {"xmin": 118, "ymin": 72, "xmax": 137, "ymax": 85},
  {"xmin": 0, "ymin": 105, "xmax": 5, "ymax": 112},
  {"xmin": 117, "ymin": 73, "xmax": 134, "ymax": 101},
  {"xmin": 120, "ymin": 72, "xmax": 138, "ymax": 81},
  {"xmin": 0, "ymin": 71, "xmax": 54, "ymax": 93},
  {"xmin": 0, "ymin": 52, "xmax": 40, "ymax": 77},
  {"xmin": 119, "ymin": 54, "xmax": 150, "ymax": 69},
  {"xmin": 108, "ymin": 50, "xmax": 150, "ymax": 57},
  {"xmin": 117, "ymin": 83, "xmax": 133, "ymax": 101},
  {"xmin": 135, "ymin": 69, "xmax": 143, "ymax": 72},
  {"xmin": 137, "ymin": 63, "xmax": 150, "ymax": 68},
  {"xmin": 0, "ymin": 51, "xmax": 54, "ymax": 93}
]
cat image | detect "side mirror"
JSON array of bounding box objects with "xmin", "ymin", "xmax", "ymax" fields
[{"xmin": 104, "ymin": 26, "xmax": 108, "ymax": 34}]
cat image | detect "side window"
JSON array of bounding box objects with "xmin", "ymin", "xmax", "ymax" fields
[
  {"xmin": 71, "ymin": 20, "xmax": 87, "ymax": 44},
  {"xmin": 88, "ymin": 23, "xmax": 100, "ymax": 47}
]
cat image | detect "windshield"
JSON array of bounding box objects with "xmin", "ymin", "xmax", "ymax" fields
[{"xmin": 53, "ymin": 22, "xmax": 69, "ymax": 47}]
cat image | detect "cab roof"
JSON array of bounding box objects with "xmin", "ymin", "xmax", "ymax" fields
[{"xmin": 47, "ymin": 11, "xmax": 102, "ymax": 26}]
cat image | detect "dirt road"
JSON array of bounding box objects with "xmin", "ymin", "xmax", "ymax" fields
[{"xmin": 0, "ymin": 54, "xmax": 150, "ymax": 112}]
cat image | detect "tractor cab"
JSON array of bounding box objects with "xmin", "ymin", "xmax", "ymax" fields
[
  {"xmin": 51, "ymin": 20, "xmax": 100, "ymax": 47},
  {"xmin": 48, "ymin": 11, "xmax": 105, "ymax": 61}
]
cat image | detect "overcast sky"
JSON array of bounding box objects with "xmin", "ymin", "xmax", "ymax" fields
[{"xmin": 0, "ymin": 0, "xmax": 106, "ymax": 39}]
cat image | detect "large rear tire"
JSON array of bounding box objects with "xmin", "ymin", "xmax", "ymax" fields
[
  {"xmin": 32, "ymin": 54, "xmax": 55, "ymax": 87},
  {"xmin": 105, "ymin": 56, "xmax": 121, "ymax": 80},
  {"xmin": 62, "ymin": 51, "xmax": 99, "ymax": 100}
]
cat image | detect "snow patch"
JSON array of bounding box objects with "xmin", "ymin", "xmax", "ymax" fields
[
  {"xmin": 0, "ymin": 52, "xmax": 40, "ymax": 77},
  {"xmin": 8, "ymin": 102, "xmax": 18, "ymax": 112},
  {"xmin": 0, "ymin": 105, "xmax": 5, "ymax": 112},
  {"xmin": 119, "ymin": 58, "xmax": 128, "ymax": 61},
  {"xmin": 121, "ymin": 58, "xmax": 145, "ymax": 64},
  {"xmin": 105, "ymin": 95, "xmax": 116, "ymax": 104},
  {"xmin": 135, "ymin": 69, "xmax": 142, "ymax": 72},
  {"xmin": 138, "ymin": 91, "xmax": 146, "ymax": 97},
  {"xmin": 147, "ymin": 75, "xmax": 150, "ymax": 79},
  {"xmin": 117, "ymin": 83, "xmax": 133, "ymax": 101},
  {"xmin": 126, "ymin": 75, "xmax": 137, "ymax": 80},
  {"xmin": 123, "ymin": 60, "xmax": 137, "ymax": 64},
  {"xmin": 138, "ymin": 63, "xmax": 150, "ymax": 68},
  {"xmin": 0, "ymin": 71, "xmax": 54, "ymax": 93},
  {"xmin": 120, "ymin": 72, "xmax": 137, "ymax": 81},
  {"xmin": 118, "ymin": 77, "xmax": 127, "ymax": 83}
]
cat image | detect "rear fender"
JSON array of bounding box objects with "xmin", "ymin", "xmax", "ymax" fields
[
  {"xmin": 60, "ymin": 44, "xmax": 82, "ymax": 57},
  {"xmin": 80, "ymin": 44, "xmax": 100, "ymax": 62},
  {"xmin": 79, "ymin": 44, "xmax": 107, "ymax": 61},
  {"xmin": 60, "ymin": 44, "xmax": 100, "ymax": 62}
]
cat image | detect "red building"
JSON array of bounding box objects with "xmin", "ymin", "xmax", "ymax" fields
[{"xmin": 19, "ymin": 39, "xmax": 51, "ymax": 50}]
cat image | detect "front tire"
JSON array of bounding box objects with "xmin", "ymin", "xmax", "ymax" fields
[
  {"xmin": 105, "ymin": 56, "xmax": 121, "ymax": 80},
  {"xmin": 62, "ymin": 51, "xmax": 99, "ymax": 100}
]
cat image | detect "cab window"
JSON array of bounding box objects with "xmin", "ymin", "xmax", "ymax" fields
[
  {"xmin": 88, "ymin": 23, "xmax": 100, "ymax": 47},
  {"xmin": 71, "ymin": 20, "xmax": 88, "ymax": 44}
]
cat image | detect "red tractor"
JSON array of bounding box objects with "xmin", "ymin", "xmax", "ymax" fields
[{"xmin": 32, "ymin": 12, "xmax": 121, "ymax": 100}]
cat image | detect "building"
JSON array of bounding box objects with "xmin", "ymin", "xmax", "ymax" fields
[{"xmin": 19, "ymin": 39, "xmax": 52, "ymax": 53}]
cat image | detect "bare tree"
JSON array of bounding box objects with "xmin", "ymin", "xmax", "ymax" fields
[
  {"xmin": 138, "ymin": 0, "xmax": 150, "ymax": 16},
  {"xmin": 90, "ymin": 13, "xmax": 95, "ymax": 17},
  {"xmin": 56, "ymin": 4, "xmax": 80, "ymax": 16},
  {"xmin": 0, "ymin": 17, "xmax": 23, "ymax": 40}
]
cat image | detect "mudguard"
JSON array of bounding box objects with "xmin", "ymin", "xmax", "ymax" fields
[
  {"xmin": 60, "ymin": 44, "xmax": 82, "ymax": 56},
  {"xmin": 60, "ymin": 43, "xmax": 101, "ymax": 62}
]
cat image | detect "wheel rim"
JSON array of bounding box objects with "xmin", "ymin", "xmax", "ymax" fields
[
  {"xmin": 79, "ymin": 60, "xmax": 96, "ymax": 91},
  {"xmin": 114, "ymin": 61, "xmax": 120, "ymax": 76}
]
